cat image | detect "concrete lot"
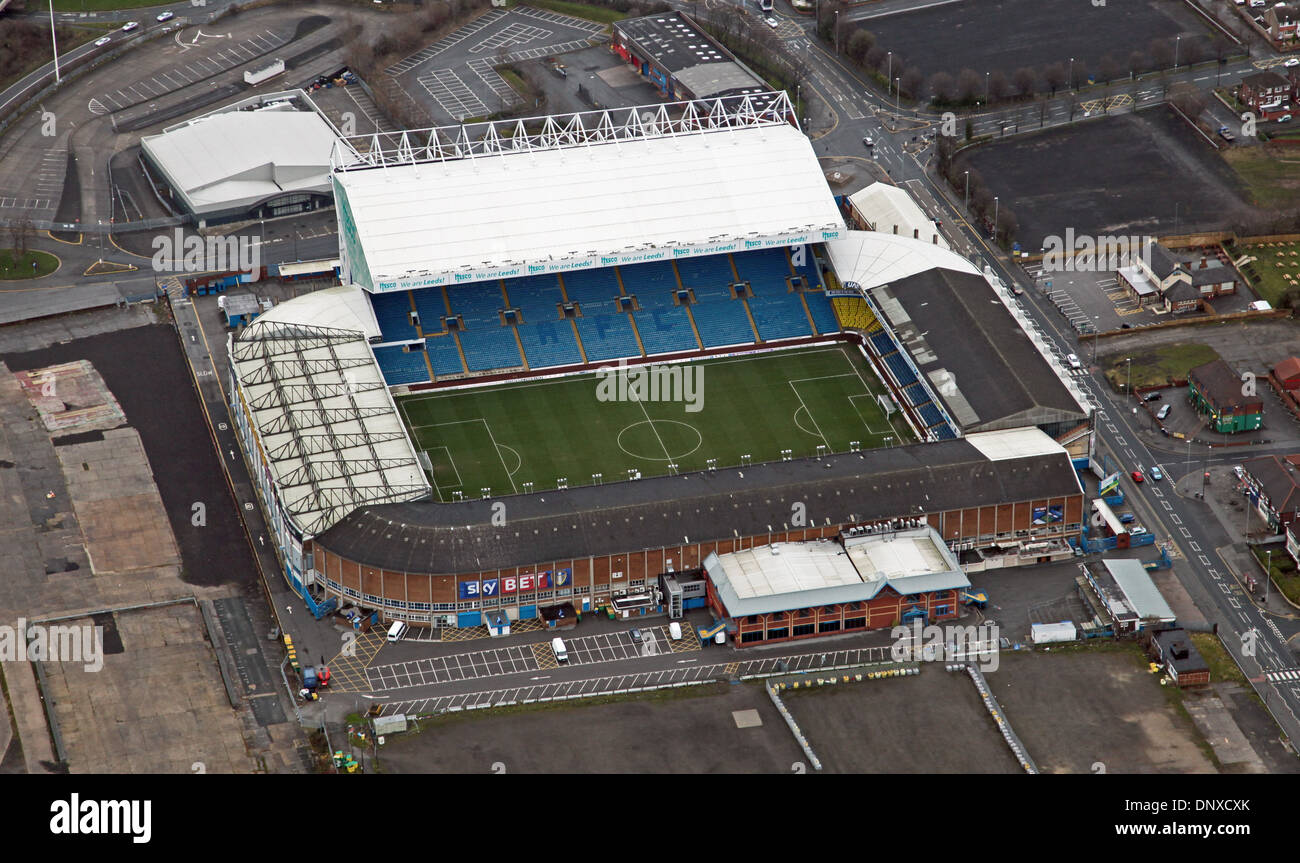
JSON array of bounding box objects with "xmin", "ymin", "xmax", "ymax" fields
[
  {"xmin": 861, "ymin": 0, "xmax": 1208, "ymax": 84},
  {"xmin": 990, "ymin": 646, "xmax": 1215, "ymax": 773},
  {"xmin": 379, "ymin": 683, "xmax": 807, "ymax": 774},
  {"xmin": 391, "ymin": 6, "xmax": 605, "ymax": 124},
  {"xmin": 519, "ymin": 46, "xmax": 663, "ymax": 116},
  {"xmin": 961, "ymin": 108, "xmax": 1254, "ymax": 249},
  {"xmin": 784, "ymin": 669, "xmax": 1022, "ymax": 773},
  {"xmin": 40, "ymin": 603, "xmax": 254, "ymax": 774}
]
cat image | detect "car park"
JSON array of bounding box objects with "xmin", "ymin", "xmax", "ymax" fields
[
  {"xmin": 156, "ymin": 11, "xmax": 174, "ymax": 21},
  {"xmin": 1149, "ymin": 466, "xmax": 1164, "ymax": 480},
  {"xmin": 1131, "ymin": 470, "xmax": 1145, "ymax": 483},
  {"xmin": 121, "ymin": 21, "xmax": 140, "ymax": 31}
]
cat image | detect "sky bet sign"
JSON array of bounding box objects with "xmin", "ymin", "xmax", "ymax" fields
[{"xmin": 459, "ymin": 569, "xmax": 572, "ymax": 600}]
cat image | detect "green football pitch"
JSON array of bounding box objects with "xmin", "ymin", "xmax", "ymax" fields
[{"xmin": 397, "ymin": 345, "xmax": 913, "ymax": 500}]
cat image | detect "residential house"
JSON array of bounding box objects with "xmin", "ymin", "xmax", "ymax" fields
[
  {"xmin": 1240, "ymin": 70, "xmax": 1292, "ymax": 117},
  {"xmin": 1239, "ymin": 454, "xmax": 1300, "ymax": 531}
]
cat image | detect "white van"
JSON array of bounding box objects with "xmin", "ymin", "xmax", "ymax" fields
[
  {"xmin": 668, "ymin": 621, "xmax": 683, "ymax": 640},
  {"xmin": 551, "ymin": 637, "xmax": 568, "ymax": 662},
  {"xmin": 386, "ymin": 620, "xmax": 408, "ymax": 642}
]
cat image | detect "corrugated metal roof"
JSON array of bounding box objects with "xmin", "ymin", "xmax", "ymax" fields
[{"xmin": 1103, "ymin": 559, "xmax": 1176, "ymax": 622}]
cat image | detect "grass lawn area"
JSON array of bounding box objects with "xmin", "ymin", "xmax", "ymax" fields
[
  {"xmin": 1251, "ymin": 543, "xmax": 1300, "ymax": 605},
  {"xmin": 398, "ymin": 345, "xmax": 911, "ymax": 499},
  {"xmin": 511, "ymin": 0, "xmax": 625, "ymax": 25},
  {"xmin": 1223, "ymin": 145, "xmax": 1300, "ymax": 212},
  {"xmin": 41, "ymin": 0, "xmax": 171, "ymax": 11},
  {"xmin": 1229, "ymin": 238, "xmax": 1300, "ymax": 307},
  {"xmin": 1190, "ymin": 632, "xmax": 1248, "ymax": 686},
  {"xmin": 1098, "ymin": 342, "xmax": 1220, "ymax": 392},
  {"xmin": 0, "ymin": 249, "xmax": 59, "ymax": 280}
]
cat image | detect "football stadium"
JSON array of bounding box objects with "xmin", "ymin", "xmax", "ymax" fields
[{"xmin": 228, "ymin": 92, "xmax": 1094, "ymax": 643}]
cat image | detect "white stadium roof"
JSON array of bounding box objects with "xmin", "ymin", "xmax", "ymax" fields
[
  {"xmin": 142, "ymin": 95, "xmax": 339, "ymax": 217},
  {"xmin": 330, "ymin": 94, "xmax": 845, "ymax": 292},
  {"xmin": 229, "ymin": 285, "xmax": 429, "ymax": 538},
  {"xmin": 847, "ymin": 182, "xmax": 950, "ymax": 250},
  {"xmin": 824, "ymin": 229, "xmax": 979, "ymax": 292}
]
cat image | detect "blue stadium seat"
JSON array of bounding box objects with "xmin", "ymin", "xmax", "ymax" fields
[
  {"xmin": 447, "ymin": 280, "xmax": 504, "ymax": 328},
  {"xmin": 575, "ymin": 315, "xmax": 641, "ymax": 362},
  {"xmin": 425, "ymin": 335, "xmax": 465, "ymax": 377},
  {"xmin": 690, "ymin": 299, "xmax": 756, "ymax": 348},
  {"xmin": 902, "ymin": 382, "xmax": 929, "ymax": 406},
  {"xmin": 675, "ymin": 254, "xmax": 734, "ymax": 300},
  {"xmin": 618, "ymin": 260, "xmax": 679, "ymax": 309},
  {"xmin": 870, "ymin": 330, "xmax": 897, "ymax": 356},
  {"xmin": 370, "ymin": 291, "xmax": 418, "ymax": 342},
  {"xmin": 748, "ymin": 293, "xmax": 812, "ymax": 341},
  {"xmin": 503, "ymin": 274, "xmax": 564, "ymax": 322},
  {"xmin": 517, "ymin": 320, "xmax": 583, "ymax": 369},
  {"xmin": 564, "ymin": 267, "xmax": 622, "ymax": 313},
  {"xmin": 459, "ymin": 326, "xmax": 523, "ymax": 371},
  {"xmin": 803, "ymin": 291, "xmax": 839, "ymax": 335},
  {"xmin": 412, "ymin": 288, "xmax": 449, "ymax": 331},
  {"xmin": 733, "ymin": 248, "xmax": 791, "ymax": 296},
  {"xmin": 793, "ymin": 254, "xmax": 823, "ymax": 292},
  {"xmin": 919, "ymin": 402, "xmax": 945, "ymax": 428},
  {"xmin": 932, "ymin": 424, "xmax": 958, "ymax": 440},
  {"xmin": 372, "ymin": 345, "xmax": 430, "ymax": 386},
  {"xmin": 885, "ymin": 352, "xmax": 917, "ymax": 387},
  {"xmin": 638, "ymin": 307, "xmax": 699, "ymax": 355}
]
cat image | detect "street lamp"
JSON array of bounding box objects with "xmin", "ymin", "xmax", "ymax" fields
[
  {"xmin": 1174, "ymin": 35, "xmax": 1180, "ymax": 70},
  {"xmin": 1092, "ymin": 315, "xmax": 1100, "ymax": 362},
  {"xmin": 1068, "ymin": 57, "xmax": 1074, "ymax": 90},
  {"xmin": 895, "ymin": 77, "xmax": 900, "ymax": 112},
  {"xmin": 1265, "ymin": 549, "xmax": 1272, "ymax": 602},
  {"xmin": 985, "ymin": 71, "xmax": 990, "ymax": 105},
  {"xmin": 1125, "ymin": 357, "xmax": 1132, "ymax": 396},
  {"xmin": 834, "ymin": 10, "xmax": 839, "ymax": 53},
  {"xmin": 993, "ymin": 196, "xmax": 999, "ymax": 239},
  {"xmin": 887, "ymin": 51, "xmax": 892, "ymax": 90},
  {"xmin": 964, "ymin": 170, "xmax": 970, "ymax": 211}
]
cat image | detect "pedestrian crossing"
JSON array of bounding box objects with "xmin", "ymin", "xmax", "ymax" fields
[{"xmin": 1266, "ymin": 668, "xmax": 1300, "ymax": 683}]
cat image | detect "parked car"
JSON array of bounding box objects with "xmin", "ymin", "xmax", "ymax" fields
[
  {"xmin": 1156, "ymin": 405, "xmax": 1171, "ymax": 421},
  {"xmin": 1218, "ymin": 126, "xmax": 1235, "ymax": 141},
  {"xmin": 1142, "ymin": 391, "xmax": 1162, "ymax": 402},
  {"xmin": 156, "ymin": 10, "xmax": 174, "ymax": 21},
  {"xmin": 1286, "ymin": 59, "xmax": 1300, "ymax": 68},
  {"xmin": 629, "ymin": 628, "xmax": 643, "ymax": 643},
  {"xmin": 121, "ymin": 20, "xmax": 139, "ymax": 31},
  {"xmin": 1131, "ymin": 470, "xmax": 1145, "ymax": 483},
  {"xmin": 1129, "ymin": 526, "xmax": 1149, "ymax": 535},
  {"xmin": 765, "ymin": 16, "xmax": 779, "ymax": 28},
  {"xmin": 1149, "ymin": 465, "xmax": 1164, "ymax": 481},
  {"xmin": 1279, "ymin": 114, "xmax": 1294, "ymax": 122},
  {"xmin": 862, "ymin": 136, "xmax": 874, "ymax": 147},
  {"xmin": 1120, "ymin": 513, "xmax": 1137, "ymax": 524}
]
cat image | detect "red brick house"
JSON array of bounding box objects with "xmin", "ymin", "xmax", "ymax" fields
[{"xmin": 1240, "ymin": 71, "xmax": 1292, "ymax": 117}]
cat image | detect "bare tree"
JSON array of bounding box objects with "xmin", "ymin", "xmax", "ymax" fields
[
  {"xmin": 1043, "ymin": 61, "xmax": 1066, "ymax": 95},
  {"xmin": 995, "ymin": 206, "xmax": 1018, "ymax": 248},
  {"xmin": 1068, "ymin": 58, "xmax": 1087, "ymax": 89},
  {"xmin": 956, "ymin": 68, "xmax": 981, "ymax": 102},
  {"xmin": 864, "ymin": 44, "xmax": 887, "ymax": 73},
  {"xmin": 1128, "ymin": 49, "xmax": 1146, "ymax": 79},
  {"xmin": 1013, "ymin": 66, "xmax": 1037, "ymax": 97},
  {"xmin": 929, "ymin": 71, "xmax": 957, "ymax": 103},
  {"xmin": 988, "ymin": 69, "xmax": 1010, "ymax": 101},
  {"xmin": 846, "ymin": 28, "xmax": 875, "ymax": 64},
  {"xmin": 900, "ymin": 65, "xmax": 923, "ymax": 100},
  {"xmin": 1149, "ymin": 37, "xmax": 1173, "ymax": 70},
  {"xmin": 1181, "ymin": 38, "xmax": 1204, "ymax": 67},
  {"xmin": 1098, "ymin": 53, "xmax": 1121, "ymax": 84}
]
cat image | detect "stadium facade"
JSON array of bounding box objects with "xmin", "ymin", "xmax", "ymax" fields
[{"xmin": 228, "ymin": 93, "xmax": 1092, "ymax": 640}]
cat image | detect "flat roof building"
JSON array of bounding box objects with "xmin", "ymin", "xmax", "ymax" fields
[
  {"xmin": 612, "ymin": 12, "xmax": 773, "ymax": 107},
  {"xmin": 1189, "ymin": 359, "xmax": 1263, "ymax": 434},
  {"xmin": 1083, "ymin": 558, "xmax": 1177, "ymax": 634},
  {"xmin": 141, "ymin": 90, "xmax": 339, "ymax": 225}
]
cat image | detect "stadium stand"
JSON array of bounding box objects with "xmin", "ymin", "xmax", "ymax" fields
[
  {"xmin": 638, "ymin": 306, "xmax": 701, "ymax": 354},
  {"xmin": 448, "ymin": 283, "xmax": 504, "ymax": 327},
  {"xmin": 576, "ymin": 314, "xmax": 642, "ymax": 362},
  {"xmin": 918, "ymin": 402, "xmax": 945, "ymax": 429},
  {"xmin": 373, "ymin": 345, "xmax": 430, "ymax": 386},
  {"xmin": 674, "ymin": 254, "xmax": 735, "ymax": 300},
  {"xmin": 884, "ymin": 352, "xmax": 918, "ymax": 387},
  {"xmin": 413, "ymin": 288, "xmax": 449, "ymax": 331},
  {"xmin": 902, "ymin": 382, "xmax": 929, "ymax": 406},
  {"xmin": 504, "ymin": 274, "xmax": 564, "ymax": 322},
  {"xmin": 831, "ymin": 296, "xmax": 879, "ymax": 332},
  {"xmin": 563, "ymin": 267, "xmax": 624, "ymax": 313},
  {"xmin": 803, "ymin": 292, "xmax": 839, "ymax": 336},
  {"xmin": 616, "ymin": 260, "xmax": 680, "ymax": 309},
  {"xmin": 932, "ymin": 424, "xmax": 958, "ymax": 440},
  {"xmin": 691, "ymin": 299, "xmax": 757, "ymax": 347},
  {"xmin": 869, "ymin": 330, "xmax": 897, "ymax": 356},
  {"xmin": 793, "ymin": 255, "xmax": 823, "ymax": 291},
  {"xmin": 460, "ymin": 325, "xmax": 523, "ymax": 371},
  {"xmin": 748, "ymin": 293, "xmax": 812, "ymax": 341},
  {"xmin": 425, "ymin": 335, "xmax": 465, "ymax": 377},
  {"xmin": 733, "ymin": 248, "xmax": 791, "ymax": 295},
  {"xmin": 370, "ymin": 291, "xmax": 418, "ymax": 341},
  {"xmin": 517, "ymin": 320, "xmax": 584, "ymax": 368}
]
